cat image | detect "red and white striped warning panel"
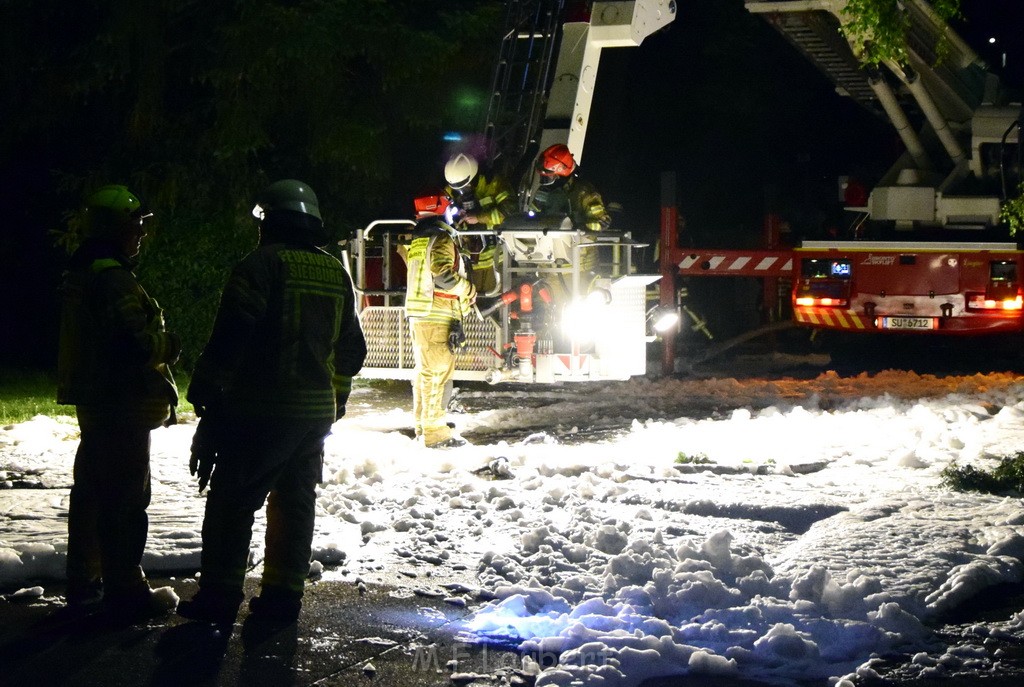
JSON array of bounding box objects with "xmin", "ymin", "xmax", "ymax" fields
[{"xmin": 677, "ymin": 251, "xmax": 794, "ymax": 277}]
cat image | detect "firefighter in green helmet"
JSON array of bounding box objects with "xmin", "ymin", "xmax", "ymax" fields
[
  {"xmin": 57, "ymin": 184, "xmax": 181, "ymax": 621},
  {"xmin": 177, "ymin": 179, "xmax": 366, "ymax": 625}
]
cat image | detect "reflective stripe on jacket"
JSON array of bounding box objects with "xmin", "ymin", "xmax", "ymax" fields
[
  {"xmin": 192, "ymin": 242, "xmax": 367, "ymax": 420},
  {"xmin": 402, "ymin": 220, "xmax": 474, "ymax": 323}
]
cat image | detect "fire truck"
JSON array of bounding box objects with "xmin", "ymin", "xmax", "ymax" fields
[
  {"xmin": 659, "ymin": 0, "xmax": 1023, "ymax": 369},
  {"xmin": 347, "ymin": 0, "xmax": 677, "ymax": 384},
  {"xmin": 349, "ymin": 0, "xmax": 1022, "ymax": 381}
]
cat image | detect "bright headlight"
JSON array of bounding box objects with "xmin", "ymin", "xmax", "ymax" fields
[
  {"xmin": 562, "ymin": 291, "xmax": 610, "ymax": 342},
  {"xmin": 652, "ymin": 309, "xmax": 679, "ymax": 333}
]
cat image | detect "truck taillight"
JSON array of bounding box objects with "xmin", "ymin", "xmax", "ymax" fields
[
  {"xmin": 795, "ymin": 258, "xmax": 851, "ymax": 308},
  {"xmin": 967, "ymin": 261, "xmax": 1022, "ymax": 311},
  {"xmin": 966, "ymin": 294, "xmax": 1023, "ymax": 310},
  {"xmin": 795, "ymin": 296, "xmax": 848, "ymax": 307}
]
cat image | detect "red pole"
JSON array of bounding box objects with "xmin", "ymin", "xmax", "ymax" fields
[
  {"xmin": 762, "ymin": 211, "xmax": 780, "ymax": 322},
  {"xmin": 659, "ymin": 172, "xmax": 678, "ymax": 375}
]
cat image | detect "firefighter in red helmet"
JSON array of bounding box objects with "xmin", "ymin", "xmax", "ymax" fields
[
  {"xmin": 531, "ymin": 144, "xmax": 611, "ymax": 233},
  {"xmin": 398, "ymin": 193, "xmax": 476, "ymax": 448}
]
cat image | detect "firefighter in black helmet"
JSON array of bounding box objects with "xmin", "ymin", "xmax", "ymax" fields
[
  {"xmin": 178, "ymin": 179, "xmax": 366, "ymax": 625},
  {"xmin": 57, "ymin": 184, "xmax": 181, "ymax": 621}
]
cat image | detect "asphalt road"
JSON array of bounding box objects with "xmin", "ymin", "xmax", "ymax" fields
[
  {"xmin": 3, "ymin": 574, "xmax": 1021, "ymax": 686},
  {"xmin": 0, "ymin": 575, "xmax": 527, "ymax": 687}
]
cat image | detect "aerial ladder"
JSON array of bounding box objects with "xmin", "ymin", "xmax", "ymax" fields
[
  {"xmin": 481, "ymin": 0, "xmax": 565, "ymax": 189},
  {"xmin": 484, "ymin": 0, "xmax": 677, "ymax": 192},
  {"xmin": 744, "ymin": 0, "xmax": 1020, "ymax": 229}
]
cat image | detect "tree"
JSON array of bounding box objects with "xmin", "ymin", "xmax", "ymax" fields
[
  {"xmin": 1001, "ymin": 184, "xmax": 1024, "ymax": 236},
  {"xmin": 1, "ymin": 0, "xmax": 503, "ymax": 368},
  {"xmin": 839, "ymin": 0, "xmax": 961, "ymax": 66}
]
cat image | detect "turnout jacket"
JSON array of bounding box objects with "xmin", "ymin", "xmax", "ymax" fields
[
  {"xmin": 529, "ymin": 176, "xmax": 611, "ymax": 232},
  {"xmin": 400, "ymin": 219, "xmax": 476, "ymax": 324},
  {"xmin": 445, "ymin": 174, "xmax": 516, "ymax": 229},
  {"xmin": 57, "ymin": 239, "xmax": 179, "ymax": 428},
  {"xmin": 192, "ymin": 242, "xmax": 366, "ymax": 419},
  {"xmin": 446, "ymin": 174, "xmax": 516, "ymax": 294}
]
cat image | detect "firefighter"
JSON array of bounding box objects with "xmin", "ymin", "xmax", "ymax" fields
[
  {"xmin": 177, "ymin": 179, "xmax": 366, "ymax": 625},
  {"xmin": 398, "ymin": 194, "xmax": 476, "ymax": 448},
  {"xmin": 443, "ymin": 153, "xmax": 516, "ymax": 297},
  {"xmin": 530, "ymin": 144, "xmax": 611, "ymax": 233},
  {"xmin": 57, "ymin": 184, "xmax": 180, "ymax": 620},
  {"xmin": 525, "ymin": 143, "xmax": 611, "ymax": 276},
  {"xmin": 524, "ymin": 144, "xmax": 612, "ymax": 299}
]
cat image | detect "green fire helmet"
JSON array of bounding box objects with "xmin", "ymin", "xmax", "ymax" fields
[
  {"xmin": 82, "ymin": 184, "xmax": 152, "ymax": 238},
  {"xmin": 252, "ymin": 179, "xmax": 322, "ymax": 222}
]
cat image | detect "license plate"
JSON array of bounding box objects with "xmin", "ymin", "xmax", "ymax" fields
[{"xmin": 882, "ymin": 316, "xmax": 936, "ymax": 330}]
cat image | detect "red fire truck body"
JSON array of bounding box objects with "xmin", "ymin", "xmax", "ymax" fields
[
  {"xmin": 668, "ymin": 241, "xmax": 1024, "ymax": 337},
  {"xmin": 792, "ymin": 242, "xmax": 1024, "ymax": 335}
]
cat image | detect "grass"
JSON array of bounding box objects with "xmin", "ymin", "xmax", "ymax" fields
[
  {"xmin": 941, "ymin": 453, "xmax": 1024, "ymax": 496},
  {"xmin": 0, "ymin": 369, "xmax": 67, "ymax": 425},
  {"xmin": 676, "ymin": 452, "xmax": 713, "ymax": 465},
  {"xmin": 0, "ymin": 367, "xmax": 195, "ymax": 426}
]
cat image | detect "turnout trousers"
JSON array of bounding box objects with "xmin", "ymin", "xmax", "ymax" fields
[
  {"xmin": 66, "ymin": 417, "xmax": 152, "ymax": 595},
  {"xmin": 198, "ymin": 415, "xmax": 332, "ymax": 596},
  {"xmin": 410, "ymin": 319, "xmax": 456, "ymax": 446}
]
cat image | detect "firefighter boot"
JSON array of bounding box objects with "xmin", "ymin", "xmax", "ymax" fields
[
  {"xmin": 248, "ymin": 586, "xmax": 303, "ymax": 624},
  {"xmin": 177, "ymin": 585, "xmax": 244, "ymax": 625}
]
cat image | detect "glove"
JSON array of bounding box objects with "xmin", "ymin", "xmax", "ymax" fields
[
  {"xmin": 189, "ymin": 416, "xmax": 219, "ymax": 493},
  {"xmin": 334, "ymin": 375, "xmax": 353, "ymax": 421},
  {"xmin": 186, "ymin": 375, "xmax": 222, "ymax": 418},
  {"xmin": 335, "ymin": 391, "xmax": 350, "ymax": 421},
  {"xmin": 448, "ymin": 320, "xmax": 468, "ymax": 353}
]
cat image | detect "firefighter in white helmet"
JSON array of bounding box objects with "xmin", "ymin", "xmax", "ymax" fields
[
  {"xmin": 443, "ymin": 153, "xmax": 516, "ymax": 297},
  {"xmin": 398, "ymin": 194, "xmax": 476, "ymax": 448}
]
